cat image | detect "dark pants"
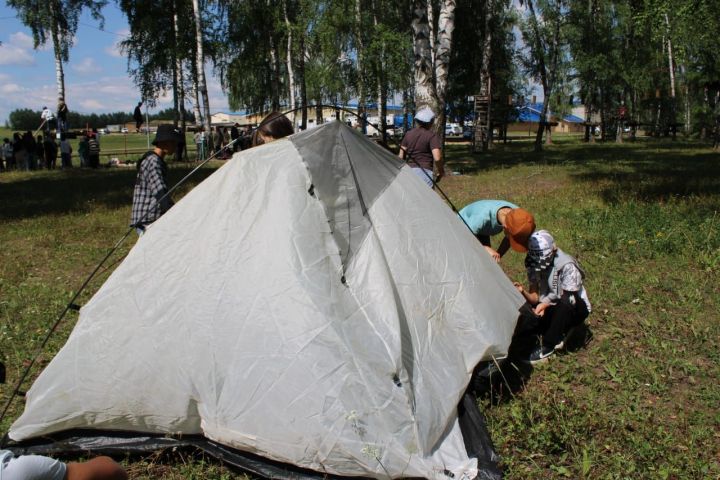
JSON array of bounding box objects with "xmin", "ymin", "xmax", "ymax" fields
[
  {"xmin": 89, "ymin": 154, "xmax": 100, "ymax": 168},
  {"xmin": 61, "ymin": 153, "xmax": 72, "ymax": 168},
  {"xmin": 539, "ymin": 298, "xmax": 589, "ymax": 348}
]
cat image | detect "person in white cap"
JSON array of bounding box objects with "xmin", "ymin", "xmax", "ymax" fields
[
  {"xmin": 398, "ymin": 106, "xmax": 444, "ymax": 187},
  {"xmin": 514, "ymin": 230, "xmax": 592, "ymax": 363}
]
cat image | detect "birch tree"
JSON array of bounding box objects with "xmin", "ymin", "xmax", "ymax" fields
[
  {"xmin": 411, "ymin": 0, "xmax": 457, "ymax": 139},
  {"xmin": 8, "ymin": 0, "xmax": 106, "ymax": 107},
  {"xmin": 192, "ymin": 0, "xmax": 212, "ymax": 133}
]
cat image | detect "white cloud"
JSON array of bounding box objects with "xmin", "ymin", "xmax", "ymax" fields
[
  {"xmin": 9, "ymin": 31, "xmax": 34, "ymax": 49},
  {"xmin": 104, "ymin": 42, "xmax": 124, "ymax": 58},
  {"xmin": 0, "ymin": 43, "xmax": 35, "ymax": 66},
  {"xmin": 0, "ymin": 83, "xmax": 23, "ymax": 94},
  {"xmin": 72, "ymin": 57, "xmax": 102, "ymax": 74},
  {"xmin": 79, "ymin": 99, "xmax": 105, "ymax": 110},
  {"xmin": 0, "ymin": 72, "xmax": 232, "ymax": 125}
]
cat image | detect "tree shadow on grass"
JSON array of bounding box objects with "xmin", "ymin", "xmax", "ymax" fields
[
  {"xmin": 444, "ymin": 138, "xmax": 719, "ymax": 177},
  {"xmin": 0, "ymin": 166, "xmax": 216, "ymax": 222},
  {"xmin": 569, "ymin": 150, "xmax": 720, "ymax": 206}
]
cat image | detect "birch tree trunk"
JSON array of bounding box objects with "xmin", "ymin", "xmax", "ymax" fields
[
  {"xmin": 355, "ymin": 0, "xmax": 366, "ymax": 133},
  {"xmin": 284, "ymin": 0, "xmax": 297, "ymax": 126},
  {"xmin": 192, "ymin": 0, "xmax": 211, "ymax": 133},
  {"xmin": 433, "ymin": 0, "xmax": 456, "ymax": 139},
  {"xmin": 373, "ymin": 0, "xmax": 386, "ymax": 142},
  {"xmin": 173, "ymin": 3, "xmax": 185, "ymax": 130},
  {"xmin": 411, "ymin": 0, "xmax": 438, "ymax": 127},
  {"xmin": 50, "ymin": 1, "xmax": 65, "ymax": 108},
  {"xmin": 191, "ymin": 69, "xmax": 203, "ymax": 127},
  {"xmin": 427, "ymin": 0, "xmax": 435, "ymax": 67},
  {"xmin": 299, "ymin": 36, "xmax": 308, "ymax": 129},
  {"xmin": 481, "ymin": 0, "xmax": 493, "ymax": 150},
  {"xmin": 268, "ymin": 36, "xmax": 281, "ymax": 111}
]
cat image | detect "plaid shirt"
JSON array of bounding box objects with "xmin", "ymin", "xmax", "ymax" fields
[{"xmin": 130, "ymin": 152, "xmax": 173, "ymax": 227}]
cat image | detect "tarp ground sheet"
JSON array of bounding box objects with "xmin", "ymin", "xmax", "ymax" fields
[{"xmin": 6, "ymin": 122, "xmax": 520, "ymax": 479}]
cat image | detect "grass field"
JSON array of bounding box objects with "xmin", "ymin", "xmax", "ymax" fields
[{"xmin": 1, "ymin": 136, "xmax": 718, "ymax": 479}]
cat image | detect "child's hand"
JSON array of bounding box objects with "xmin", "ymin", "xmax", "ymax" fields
[
  {"xmin": 534, "ymin": 302, "xmax": 550, "ymax": 317},
  {"xmin": 484, "ymin": 245, "xmax": 501, "ymax": 262},
  {"xmin": 513, "ymin": 282, "xmax": 524, "ymax": 294}
]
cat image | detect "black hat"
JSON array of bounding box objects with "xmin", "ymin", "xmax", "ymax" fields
[{"xmin": 152, "ymin": 125, "xmax": 183, "ymax": 145}]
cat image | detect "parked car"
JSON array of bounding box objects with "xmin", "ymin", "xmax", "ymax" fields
[
  {"xmin": 121, "ymin": 127, "xmax": 129, "ymax": 134},
  {"xmin": 445, "ymin": 123, "xmax": 462, "ymax": 135},
  {"xmin": 97, "ymin": 128, "xmax": 109, "ymax": 135},
  {"xmin": 463, "ymin": 127, "xmax": 474, "ymax": 140}
]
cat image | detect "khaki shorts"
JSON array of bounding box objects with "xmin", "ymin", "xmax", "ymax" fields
[{"xmin": 0, "ymin": 450, "xmax": 66, "ymax": 480}]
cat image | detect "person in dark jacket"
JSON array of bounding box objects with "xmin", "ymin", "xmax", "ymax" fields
[
  {"xmin": 35, "ymin": 135, "xmax": 45, "ymax": 170},
  {"xmin": 87, "ymin": 133, "xmax": 101, "ymax": 168},
  {"xmin": 130, "ymin": 125, "xmax": 183, "ymax": 234},
  {"xmin": 134, "ymin": 102, "xmax": 144, "ymax": 132},
  {"xmin": 22, "ymin": 131, "xmax": 37, "ymax": 170},
  {"xmin": 43, "ymin": 135, "xmax": 58, "ymax": 169}
]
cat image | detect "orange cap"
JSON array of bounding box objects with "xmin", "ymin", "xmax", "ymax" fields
[{"xmin": 504, "ymin": 208, "xmax": 536, "ymax": 252}]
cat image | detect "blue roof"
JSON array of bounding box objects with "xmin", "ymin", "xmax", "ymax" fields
[
  {"xmin": 514, "ymin": 104, "xmax": 584, "ymax": 124},
  {"xmin": 563, "ymin": 113, "xmax": 584, "ymax": 123}
]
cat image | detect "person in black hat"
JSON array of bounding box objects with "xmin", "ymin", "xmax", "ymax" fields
[{"xmin": 130, "ymin": 124, "xmax": 183, "ymax": 235}]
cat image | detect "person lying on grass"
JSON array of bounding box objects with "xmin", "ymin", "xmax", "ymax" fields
[
  {"xmin": 0, "ymin": 450, "xmax": 126, "ymax": 480},
  {"xmin": 458, "ymin": 200, "xmax": 536, "ymax": 262},
  {"xmin": 514, "ymin": 230, "xmax": 592, "ymax": 363}
]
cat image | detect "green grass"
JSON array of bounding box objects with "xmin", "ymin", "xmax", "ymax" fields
[{"xmin": 1, "ymin": 138, "xmax": 719, "ymax": 478}]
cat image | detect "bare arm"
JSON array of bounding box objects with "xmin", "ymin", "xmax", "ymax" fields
[
  {"xmin": 432, "ymin": 148, "xmax": 444, "ymax": 180},
  {"xmin": 398, "ymin": 146, "xmax": 406, "ymax": 160},
  {"xmin": 514, "ymin": 281, "xmax": 540, "ymax": 306},
  {"xmin": 66, "ymin": 456, "xmax": 127, "ymax": 480}
]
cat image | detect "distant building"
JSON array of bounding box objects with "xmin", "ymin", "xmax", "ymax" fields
[{"xmin": 510, "ymin": 103, "xmax": 585, "ymax": 133}]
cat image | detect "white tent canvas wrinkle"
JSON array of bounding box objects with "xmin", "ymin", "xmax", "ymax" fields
[{"xmin": 10, "ymin": 121, "xmax": 523, "ymax": 479}]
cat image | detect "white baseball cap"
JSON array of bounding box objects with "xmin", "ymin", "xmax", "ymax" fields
[{"xmin": 415, "ymin": 107, "xmax": 435, "ymax": 123}]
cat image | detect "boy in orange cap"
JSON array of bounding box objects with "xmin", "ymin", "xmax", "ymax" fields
[{"xmin": 459, "ymin": 200, "xmax": 535, "ymax": 261}]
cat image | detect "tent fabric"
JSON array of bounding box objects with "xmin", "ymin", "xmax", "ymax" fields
[{"xmin": 9, "ymin": 121, "xmax": 522, "ymax": 479}]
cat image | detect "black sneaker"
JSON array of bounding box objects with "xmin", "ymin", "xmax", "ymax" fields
[{"xmin": 528, "ymin": 346, "xmax": 555, "ymax": 364}]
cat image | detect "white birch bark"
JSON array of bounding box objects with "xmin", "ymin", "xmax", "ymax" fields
[
  {"xmin": 433, "ymin": 0, "xmax": 456, "ymax": 139},
  {"xmin": 192, "ymin": 0, "xmax": 211, "ymax": 133},
  {"xmin": 664, "ymin": 14, "xmax": 676, "ymax": 99},
  {"xmin": 191, "ymin": 76, "xmax": 202, "ymax": 127},
  {"xmin": 50, "ymin": 1, "xmax": 65, "ymax": 107},
  {"xmin": 284, "ymin": 0, "xmax": 296, "ymax": 126},
  {"xmin": 173, "ymin": 5, "xmax": 185, "ymax": 128},
  {"xmin": 427, "ymin": 0, "xmax": 435, "ymax": 67},
  {"xmin": 411, "ymin": 0, "xmax": 438, "ymax": 115},
  {"xmin": 355, "ymin": 0, "xmax": 366, "ymax": 132}
]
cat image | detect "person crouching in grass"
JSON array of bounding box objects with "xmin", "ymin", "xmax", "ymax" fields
[{"xmin": 514, "ymin": 230, "xmax": 592, "ymax": 363}]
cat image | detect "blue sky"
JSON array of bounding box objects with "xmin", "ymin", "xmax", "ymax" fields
[{"xmin": 0, "ymin": 2, "xmax": 230, "ymax": 124}]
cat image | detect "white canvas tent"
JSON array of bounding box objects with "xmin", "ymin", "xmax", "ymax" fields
[{"xmin": 8, "ymin": 121, "xmax": 523, "ymax": 479}]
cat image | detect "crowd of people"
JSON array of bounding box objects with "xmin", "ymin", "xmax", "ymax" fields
[
  {"xmin": 1, "ymin": 100, "xmax": 105, "ymax": 172},
  {"xmin": 192, "ymin": 123, "xmax": 254, "ymax": 161},
  {"xmin": 0, "ymin": 131, "xmax": 102, "ymax": 172}
]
